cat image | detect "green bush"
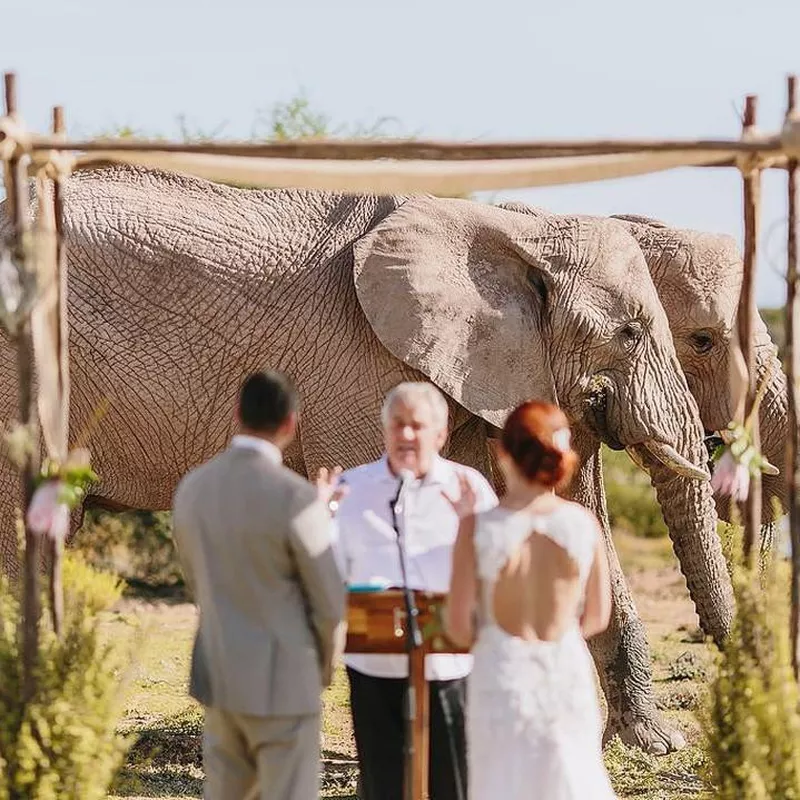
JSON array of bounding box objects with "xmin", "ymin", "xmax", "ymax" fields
[
  {"xmin": 602, "ymin": 446, "xmax": 668, "ymax": 538},
  {"xmin": 700, "ymin": 527, "xmax": 800, "ymax": 799},
  {"xmin": 0, "ymin": 552, "xmax": 132, "ymax": 799},
  {"xmin": 74, "ymin": 509, "xmax": 182, "ymax": 588},
  {"xmin": 760, "ymin": 306, "xmax": 785, "ymax": 363},
  {"xmin": 69, "ymin": 444, "xmax": 668, "ymax": 589},
  {"xmin": 70, "ymin": 435, "xmax": 677, "ymax": 586}
]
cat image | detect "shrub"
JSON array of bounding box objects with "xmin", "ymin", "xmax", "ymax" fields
[
  {"xmin": 700, "ymin": 529, "xmax": 800, "ymax": 799},
  {"xmin": 760, "ymin": 306, "xmax": 785, "ymax": 363},
  {"xmin": 74, "ymin": 509, "xmax": 182, "ymax": 588},
  {"xmin": 0, "ymin": 552, "xmax": 132, "ymax": 799},
  {"xmin": 70, "ymin": 445, "xmax": 669, "ymax": 587}
]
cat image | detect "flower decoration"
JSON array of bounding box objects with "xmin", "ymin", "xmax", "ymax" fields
[
  {"xmin": 26, "ymin": 447, "xmax": 98, "ymax": 541},
  {"xmin": 710, "ymin": 402, "xmax": 779, "ymax": 504},
  {"xmin": 552, "ymin": 427, "xmax": 572, "ymax": 453},
  {"xmin": 3, "ymin": 422, "xmax": 35, "ymax": 468},
  {"xmin": 710, "ymin": 355, "xmax": 780, "ymax": 503}
]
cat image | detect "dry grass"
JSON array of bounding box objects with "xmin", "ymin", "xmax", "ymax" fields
[{"xmin": 103, "ymin": 530, "xmax": 715, "ymax": 799}]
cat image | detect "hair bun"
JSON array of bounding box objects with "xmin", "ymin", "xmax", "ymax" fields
[{"xmin": 501, "ymin": 402, "xmax": 578, "ymax": 490}]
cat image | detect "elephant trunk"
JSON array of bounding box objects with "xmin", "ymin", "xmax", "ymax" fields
[
  {"xmin": 644, "ymin": 441, "xmax": 734, "ymax": 646},
  {"xmin": 628, "ymin": 376, "xmax": 734, "ymax": 646}
]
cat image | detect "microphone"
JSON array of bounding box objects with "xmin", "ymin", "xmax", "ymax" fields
[
  {"xmin": 391, "ymin": 469, "xmax": 415, "ymax": 517},
  {"xmin": 389, "ymin": 467, "xmax": 423, "ymax": 655}
]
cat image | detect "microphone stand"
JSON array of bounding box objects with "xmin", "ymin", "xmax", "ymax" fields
[{"xmin": 390, "ymin": 477, "xmax": 423, "ymax": 800}]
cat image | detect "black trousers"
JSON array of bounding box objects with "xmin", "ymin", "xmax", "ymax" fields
[{"xmin": 347, "ymin": 666, "xmax": 468, "ymax": 800}]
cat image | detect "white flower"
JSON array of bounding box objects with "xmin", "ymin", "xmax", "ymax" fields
[
  {"xmin": 552, "ymin": 427, "xmax": 571, "ymax": 452},
  {"xmin": 710, "ymin": 449, "xmax": 750, "ymax": 503},
  {"xmin": 26, "ymin": 480, "xmax": 70, "ymax": 541}
]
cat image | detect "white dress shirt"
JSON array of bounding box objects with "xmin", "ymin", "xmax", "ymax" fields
[
  {"xmin": 332, "ymin": 454, "xmax": 498, "ymax": 681},
  {"xmin": 230, "ymin": 434, "xmax": 282, "ymax": 465}
]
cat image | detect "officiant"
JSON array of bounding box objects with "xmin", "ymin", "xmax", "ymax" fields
[{"xmin": 329, "ymin": 382, "xmax": 497, "ymax": 800}]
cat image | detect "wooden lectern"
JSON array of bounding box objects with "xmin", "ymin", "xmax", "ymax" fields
[{"xmin": 346, "ymin": 589, "xmax": 468, "ymax": 800}]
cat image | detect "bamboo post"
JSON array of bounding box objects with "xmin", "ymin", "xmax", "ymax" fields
[
  {"xmin": 3, "ymin": 71, "xmax": 41, "ymax": 698},
  {"xmin": 48, "ymin": 105, "xmax": 66, "ymax": 637},
  {"xmin": 739, "ymin": 95, "xmax": 763, "ymax": 565},
  {"xmin": 786, "ymin": 74, "xmax": 800, "ymax": 679}
]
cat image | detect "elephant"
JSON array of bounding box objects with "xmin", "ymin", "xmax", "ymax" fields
[
  {"xmin": 0, "ymin": 165, "xmax": 734, "ymax": 755},
  {"xmin": 609, "ymin": 214, "xmax": 787, "ymax": 537},
  {"xmin": 499, "ymin": 202, "xmax": 788, "ymax": 542}
]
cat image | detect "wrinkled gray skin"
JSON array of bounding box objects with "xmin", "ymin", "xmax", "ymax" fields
[{"xmin": 0, "ymin": 166, "xmax": 734, "ymax": 754}]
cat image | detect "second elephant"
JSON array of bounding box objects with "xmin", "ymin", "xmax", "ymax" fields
[
  {"xmin": 611, "ymin": 214, "xmax": 787, "ymax": 534},
  {"xmin": 500, "ymin": 202, "xmax": 788, "ymax": 540}
]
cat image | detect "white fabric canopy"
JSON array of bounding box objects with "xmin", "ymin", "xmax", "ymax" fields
[{"xmin": 72, "ymin": 148, "xmax": 738, "ymax": 194}]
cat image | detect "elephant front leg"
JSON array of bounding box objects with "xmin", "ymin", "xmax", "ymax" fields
[
  {"xmin": 569, "ymin": 436, "xmax": 686, "ymax": 755},
  {"xmin": 586, "ymin": 564, "xmax": 686, "ymax": 754}
]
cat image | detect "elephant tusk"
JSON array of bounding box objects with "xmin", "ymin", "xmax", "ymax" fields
[
  {"xmin": 642, "ymin": 440, "xmax": 710, "ymax": 482},
  {"xmin": 624, "ymin": 445, "xmax": 648, "ymax": 473}
]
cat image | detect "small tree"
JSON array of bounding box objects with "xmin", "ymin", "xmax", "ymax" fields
[
  {"xmin": 0, "ymin": 553, "xmax": 132, "ymax": 800},
  {"xmin": 701, "ymin": 524, "xmax": 800, "ymax": 798}
]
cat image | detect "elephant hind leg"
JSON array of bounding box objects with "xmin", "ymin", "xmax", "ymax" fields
[{"xmin": 0, "ymin": 462, "xmax": 23, "ymax": 579}]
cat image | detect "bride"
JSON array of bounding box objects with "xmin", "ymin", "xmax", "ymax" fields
[{"xmin": 443, "ymin": 400, "xmax": 616, "ymax": 799}]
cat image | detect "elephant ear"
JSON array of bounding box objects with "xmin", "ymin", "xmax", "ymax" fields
[
  {"xmin": 610, "ymin": 213, "xmax": 668, "ymax": 229},
  {"xmin": 352, "ymin": 196, "xmax": 557, "ymax": 428}
]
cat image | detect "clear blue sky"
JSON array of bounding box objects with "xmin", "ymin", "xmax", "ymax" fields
[{"xmin": 5, "ymin": 0, "xmax": 799, "ymax": 306}]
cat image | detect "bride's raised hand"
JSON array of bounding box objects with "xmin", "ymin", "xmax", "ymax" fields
[{"xmin": 441, "ymin": 472, "xmax": 477, "ymax": 519}]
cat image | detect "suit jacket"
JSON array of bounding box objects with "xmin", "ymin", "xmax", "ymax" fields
[{"xmin": 172, "ymin": 443, "xmax": 347, "ymax": 717}]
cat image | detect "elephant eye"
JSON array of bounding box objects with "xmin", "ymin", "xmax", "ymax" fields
[
  {"xmin": 690, "ymin": 330, "xmax": 715, "ymax": 354},
  {"xmin": 618, "ymin": 320, "xmax": 643, "ymax": 349}
]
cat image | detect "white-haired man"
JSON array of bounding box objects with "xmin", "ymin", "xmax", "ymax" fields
[{"xmin": 330, "ymin": 382, "xmax": 498, "ymax": 800}]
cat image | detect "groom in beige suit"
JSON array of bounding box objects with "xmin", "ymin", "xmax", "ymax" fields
[{"xmin": 172, "ymin": 370, "xmax": 347, "ymax": 800}]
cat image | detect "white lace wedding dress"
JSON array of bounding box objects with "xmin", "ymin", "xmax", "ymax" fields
[{"xmin": 467, "ymin": 502, "xmax": 617, "ymax": 800}]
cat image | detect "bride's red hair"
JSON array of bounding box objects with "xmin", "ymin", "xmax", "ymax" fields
[{"xmin": 500, "ymin": 401, "xmax": 578, "ymax": 490}]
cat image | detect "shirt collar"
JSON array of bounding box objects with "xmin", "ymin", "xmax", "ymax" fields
[
  {"xmin": 378, "ymin": 453, "xmax": 452, "ymax": 486},
  {"xmin": 231, "ymin": 434, "xmax": 282, "ymax": 466}
]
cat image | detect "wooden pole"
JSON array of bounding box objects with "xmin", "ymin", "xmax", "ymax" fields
[
  {"xmin": 786, "ymin": 74, "xmax": 800, "ymax": 679},
  {"xmin": 48, "ymin": 105, "xmax": 66, "ymax": 638},
  {"xmin": 410, "ymin": 647, "xmax": 429, "ymax": 800},
  {"xmin": 3, "ymin": 71, "xmax": 41, "ymax": 699},
  {"xmin": 739, "ymin": 95, "xmax": 763, "ymax": 565},
  {"xmin": 16, "ymin": 133, "xmax": 786, "ymax": 161}
]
